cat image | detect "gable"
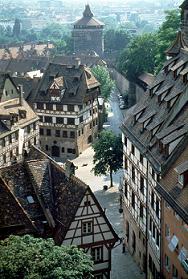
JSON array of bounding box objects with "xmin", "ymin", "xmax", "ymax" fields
[
  {"xmin": 62, "ymin": 188, "xmax": 118, "ymax": 247},
  {"xmin": 1, "ymin": 77, "xmax": 19, "ymax": 102}
]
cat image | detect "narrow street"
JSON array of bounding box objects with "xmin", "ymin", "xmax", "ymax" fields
[{"xmin": 72, "ymin": 88, "xmax": 144, "ymax": 279}]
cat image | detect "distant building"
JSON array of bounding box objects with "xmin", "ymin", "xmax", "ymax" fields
[
  {"xmin": 72, "ymin": 4, "xmax": 105, "ymax": 57},
  {"xmin": 120, "ymin": 0, "xmax": 188, "ymax": 278},
  {"xmin": 0, "ymin": 146, "xmax": 118, "ymax": 278},
  {"xmin": 33, "ymin": 62, "xmax": 100, "ymax": 161}
]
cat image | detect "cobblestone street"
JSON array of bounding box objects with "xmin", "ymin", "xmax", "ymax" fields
[{"xmin": 72, "ymin": 89, "xmax": 145, "ymax": 279}]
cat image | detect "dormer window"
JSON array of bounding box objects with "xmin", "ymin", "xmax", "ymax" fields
[
  {"xmin": 175, "ymin": 161, "xmax": 188, "ymax": 189},
  {"xmin": 27, "ymin": 195, "xmax": 34, "ymax": 204}
]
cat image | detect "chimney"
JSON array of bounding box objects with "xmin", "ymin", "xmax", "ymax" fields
[
  {"xmin": 18, "ymin": 84, "xmax": 24, "ymax": 106},
  {"xmin": 75, "ymin": 58, "xmax": 81, "ymax": 69}
]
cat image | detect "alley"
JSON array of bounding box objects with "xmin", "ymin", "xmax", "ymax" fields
[{"xmin": 72, "ymin": 89, "xmax": 144, "ymax": 279}]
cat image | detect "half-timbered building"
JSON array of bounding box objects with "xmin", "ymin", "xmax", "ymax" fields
[
  {"xmin": 0, "ymin": 147, "xmax": 118, "ymax": 278},
  {"xmin": 120, "ymin": 1, "xmax": 188, "ymax": 278},
  {"xmin": 33, "ymin": 62, "xmax": 100, "ymax": 161}
]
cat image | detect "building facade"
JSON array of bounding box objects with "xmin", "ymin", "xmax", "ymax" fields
[
  {"xmin": 0, "ymin": 147, "xmax": 118, "ymax": 278},
  {"xmin": 33, "ymin": 62, "xmax": 100, "ymax": 161},
  {"xmin": 157, "ymin": 146, "xmax": 188, "ymax": 279},
  {"xmin": 72, "ymin": 5, "xmax": 104, "ymax": 56},
  {"xmin": 120, "ymin": 1, "xmax": 188, "ymax": 278}
]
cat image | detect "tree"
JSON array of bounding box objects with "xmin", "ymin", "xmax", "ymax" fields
[
  {"xmin": 91, "ymin": 66, "xmax": 115, "ymax": 101},
  {"xmin": 104, "ymin": 29, "xmax": 131, "ymax": 53},
  {"xmin": 117, "ymin": 33, "xmax": 157, "ymax": 81},
  {"xmin": 92, "ymin": 130, "xmax": 123, "ymax": 188},
  {"xmin": 0, "ymin": 235, "xmax": 93, "ymax": 279},
  {"xmin": 155, "ymin": 9, "xmax": 180, "ymax": 72},
  {"xmin": 13, "ymin": 18, "xmax": 21, "ymax": 37}
]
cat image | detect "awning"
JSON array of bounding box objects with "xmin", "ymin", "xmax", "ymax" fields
[{"xmin": 168, "ymin": 235, "xmax": 179, "ymax": 252}]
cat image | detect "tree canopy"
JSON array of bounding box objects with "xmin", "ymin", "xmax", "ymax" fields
[
  {"xmin": 0, "ymin": 235, "xmax": 93, "ymax": 279},
  {"xmin": 104, "ymin": 29, "xmax": 131, "ymax": 53},
  {"xmin": 117, "ymin": 9, "xmax": 181, "ymax": 80},
  {"xmin": 92, "ymin": 130, "xmax": 123, "ymax": 187},
  {"xmin": 117, "ymin": 33, "xmax": 157, "ymax": 81},
  {"xmin": 91, "ymin": 66, "xmax": 115, "ymax": 101}
]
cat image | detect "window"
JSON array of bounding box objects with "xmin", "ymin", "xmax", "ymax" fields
[
  {"xmin": 2, "ymin": 138, "xmax": 5, "ymax": 147},
  {"xmin": 56, "ymin": 117, "xmax": 64, "ymax": 124},
  {"xmin": 165, "ymin": 255, "xmax": 170, "ymax": 271},
  {"xmin": 79, "ymin": 116, "xmax": 83, "ymax": 123},
  {"xmin": 78, "ymin": 130, "xmax": 81, "ymax": 136},
  {"xmin": 8, "ymin": 135, "xmax": 12, "ymax": 144},
  {"xmin": 124, "ymin": 158, "xmax": 128, "ymax": 170},
  {"xmin": 90, "ymin": 122, "xmax": 92, "ymax": 129},
  {"xmin": 46, "ymin": 129, "xmax": 51, "ymax": 136},
  {"xmin": 3, "ymin": 154, "xmax": 6, "ymax": 163},
  {"xmin": 67, "ymin": 118, "xmax": 75, "ymax": 125},
  {"xmin": 165, "ymin": 224, "xmax": 170, "ymax": 238},
  {"xmin": 70, "ymin": 131, "xmax": 75, "ymax": 138},
  {"xmin": 11, "ymin": 89, "xmax": 13, "ymax": 94},
  {"xmin": 67, "ymin": 105, "xmax": 74, "ymax": 112},
  {"xmin": 40, "ymin": 128, "xmax": 44, "ymax": 135},
  {"xmin": 37, "ymin": 103, "xmax": 43, "ymax": 109},
  {"xmin": 124, "ymin": 182, "xmax": 128, "ymax": 198},
  {"xmin": 156, "ymin": 230, "xmax": 160, "ymax": 247},
  {"xmin": 91, "ymin": 247, "xmax": 103, "ymax": 263},
  {"xmin": 34, "ymin": 137, "xmax": 37, "ymax": 145},
  {"xmin": 140, "ymin": 153, "xmax": 143, "ymax": 164},
  {"xmin": 56, "ymin": 104, "xmax": 63, "ymax": 111},
  {"xmin": 151, "ymin": 191, "xmax": 155, "ymax": 209},
  {"xmin": 33, "ymin": 122, "xmax": 36, "ymax": 130},
  {"xmin": 46, "ymin": 103, "xmax": 53, "ymax": 110},
  {"xmin": 45, "ymin": 145, "xmax": 48, "ymax": 151},
  {"xmin": 27, "ymin": 125, "xmax": 31, "ymax": 133},
  {"xmin": 82, "ymin": 221, "xmax": 93, "ymax": 235},
  {"xmin": 152, "ymin": 168, "xmax": 155, "ymax": 179},
  {"xmin": 55, "ymin": 130, "xmax": 60, "ymax": 137},
  {"xmin": 140, "ymin": 176, "xmax": 144, "ymax": 194},
  {"xmin": 124, "ymin": 136, "xmax": 127, "ymax": 146},
  {"xmin": 149, "ymin": 217, "xmax": 152, "ymax": 232},
  {"xmin": 131, "ymin": 144, "xmax": 135, "ymax": 155},
  {"xmin": 140, "ymin": 204, "xmax": 144, "ymax": 218},
  {"xmin": 44, "ymin": 116, "xmax": 52, "ymax": 123},
  {"xmin": 132, "ymin": 166, "xmax": 135, "ymax": 182},
  {"xmin": 172, "ymin": 265, "xmax": 178, "ymax": 278},
  {"xmin": 63, "ymin": 131, "xmax": 68, "ymax": 138},
  {"xmin": 67, "ymin": 148, "xmax": 76, "ymax": 154},
  {"xmin": 156, "ymin": 199, "xmax": 160, "ymax": 218},
  {"xmin": 62, "ymin": 147, "xmax": 64, "ymax": 153},
  {"xmin": 152, "ymin": 223, "xmax": 156, "ymax": 239},
  {"xmin": 39, "ymin": 116, "xmax": 43, "ymax": 122},
  {"xmin": 27, "ymin": 196, "xmax": 34, "ymax": 204},
  {"xmin": 131, "ymin": 192, "xmax": 135, "ymax": 209}
]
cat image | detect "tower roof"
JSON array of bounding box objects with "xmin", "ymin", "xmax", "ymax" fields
[
  {"xmin": 83, "ymin": 4, "xmax": 93, "ymax": 17},
  {"xmin": 74, "ymin": 4, "xmax": 104, "ymax": 27}
]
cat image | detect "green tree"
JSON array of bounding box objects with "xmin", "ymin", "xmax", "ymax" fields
[
  {"xmin": 104, "ymin": 29, "xmax": 131, "ymax": 52},
  {"xmin": 13, "ymin": 18, "xmax": 21, "ymax": 37},
  {"xmin": 0, "ymin": 235, "xmax": 93, "ymax": 279},
  {"xmin": 91, "ymin": 66, "xmax": 115, "ymax": 100},
  {"xmin": 117, "ymin": 33, "xmax": 157, "ymax": 80},
  {"xmin": 155, "ymin": 9, "xmax": 181, "ymax": 72},
  {"xmin": 92, "ymin": 130, "xmax": 123, "ymax": 188}
]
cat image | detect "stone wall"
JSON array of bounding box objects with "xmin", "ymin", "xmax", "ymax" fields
[{"xmin": 109, "ymin": 68, "xmax": 136, "ymax": 107}]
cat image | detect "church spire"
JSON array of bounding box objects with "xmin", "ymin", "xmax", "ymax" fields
[{"xmin": 83, "ymin": 4, "xmax": 93, "ymax": 18}]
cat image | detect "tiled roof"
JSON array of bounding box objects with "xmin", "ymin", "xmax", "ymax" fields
[
  {"xmin": 122, "ymin": 48, "xmax": 188, "ymax": 173},
  {"xmin": 52, "ymin": 54, "xmax": 106, "ymax": 67},
  {"xmin": 33, "ymin": 63, "xmax": 100, "ymax": 105},
  {"xmin": 0, "ymin": 98, "xmax": 38, "ymax": 136},
  {"xmin": 74, "ymin": 4, "xmax": 104, "ymax": 27}
]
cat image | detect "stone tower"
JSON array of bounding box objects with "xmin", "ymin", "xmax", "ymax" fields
[{"xmin": 72, "ymin": 4, "xmax": 104, "ymax": 56}]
